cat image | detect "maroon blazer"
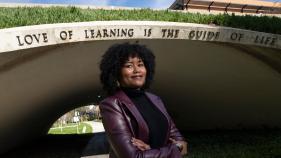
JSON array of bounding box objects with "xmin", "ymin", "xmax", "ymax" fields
[{"xmin": 100, "ymin": 90, "xmax": 186, "ymax": 158}]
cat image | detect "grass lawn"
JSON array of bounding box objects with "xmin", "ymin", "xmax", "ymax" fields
[
  {"xmin": 0, "ymin": 7, "xmax": 280, "ymax": 34},
  {"xmin": 184, "ymin": 130, "xmax": 281, "ymax": 158},
  {"xmin": 48, "ymin": 122, "xmax": 93, "ymax": 134},
  {"xmin": 2, "ymin": 130, "xmax": 281, "ymax": 158}
]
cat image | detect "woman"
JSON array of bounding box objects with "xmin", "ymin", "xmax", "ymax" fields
[{"xmin": 99, "ymin": 43, "xmax": 188, "ymax": 158}]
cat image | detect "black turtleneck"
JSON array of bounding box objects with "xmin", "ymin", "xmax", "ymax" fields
[{"xmin": 122, "ymin": 88, "xmax": 168, "ymax": 148}]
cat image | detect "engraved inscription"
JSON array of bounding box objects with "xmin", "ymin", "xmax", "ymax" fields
[
  {"xmin": 144, "ymin": 29, "xmax": 152, "ymax": 37},
  {"xmin": 161, "ymin": 29, "xmax": 179, "ymax": 38},
  {"xmin": 11, "ymin": 24, "xmax": 279, "ymax": 50},
  {"xmin": 254, "ymin": 35, "xmax": 277, "ymax": 46},
  {"xmin": 60, "ymin": 30, "xmax": 73, "ymax": 40},
  {"xmin": 230, "ymin": 32, "xmax": 244, "ymax": 41},
  {"xmin": 16, "ymin": 33, "xmax": 48, "ymax": 46},
  {"xmin": 188, "ymin": 30, "xmax": 220, "ymax": 40},
  {"xmin": 84, "ymin": 28, "xmax": 134, "ymax": 39}
]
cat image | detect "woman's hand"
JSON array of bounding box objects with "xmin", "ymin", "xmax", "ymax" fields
[
  {"xmin": 131, "ymin": 137, "xmax": 151, "ymax": 151},
  {"xmin": 169, "ymin": 138, "xmax": 188, "ymax": 155}
]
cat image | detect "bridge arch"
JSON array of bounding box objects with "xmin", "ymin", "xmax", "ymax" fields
[{"xmin": 0, "ymin": 21, "xmax": 280, "ymax": 153}]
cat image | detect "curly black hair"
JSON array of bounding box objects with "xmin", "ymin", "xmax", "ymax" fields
[{"xmin": 100, "ymin": 43, "xmax": 155, "ymax": 95}]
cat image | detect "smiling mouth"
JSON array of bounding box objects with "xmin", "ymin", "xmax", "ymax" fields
[{"xmin": 131, "ymin": 75, "xmax": 143, "ymax": 79}]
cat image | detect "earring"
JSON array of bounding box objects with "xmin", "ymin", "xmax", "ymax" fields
[{"xmin": 116, "ymin": 80, "xmax": 120, "ymax": 87}]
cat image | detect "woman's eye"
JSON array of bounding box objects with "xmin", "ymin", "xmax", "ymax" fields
[
  {"xmin": 138, "ymin": 63, "xmax": 144, "ymax": 67},
  {"xmin": 124, "ymin": 64, "xmax": 132, "ymax": 68}
]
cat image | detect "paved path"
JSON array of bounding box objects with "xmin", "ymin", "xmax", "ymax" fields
[
  {"xmin": 80, "ymin": 123, "xmax": 109, "ymax": 158},
  {"xmin": 84, "ymin": 121, "xmax": 105, "ymax": 133},
  {"xmin": 81, "ymin": 154, "xmax": 109, "ymax": 158}
]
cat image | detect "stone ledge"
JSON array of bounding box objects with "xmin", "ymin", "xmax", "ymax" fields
[{"xmin": 0, "ymin": 21, "xmax": 280, "ymax": 53}]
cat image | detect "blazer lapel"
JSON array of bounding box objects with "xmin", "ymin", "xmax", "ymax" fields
[
  {"xmin": 114, "ymin": 90, "xmax": 149, "ymax": 143},
  {"xmin": 145, "ymin": 92, "xmax": 170, "ymax": 120}
]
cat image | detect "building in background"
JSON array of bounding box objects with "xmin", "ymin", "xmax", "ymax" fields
[{"xmin": 170, "ymin": 0, "xmax": 281, "ymax": 16}]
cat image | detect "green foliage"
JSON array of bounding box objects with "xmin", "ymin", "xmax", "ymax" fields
[{"xmin": 0, "ymin": 6, "xmax": 280, "ymax": 34}]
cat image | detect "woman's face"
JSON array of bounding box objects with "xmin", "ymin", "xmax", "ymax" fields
[{"xmin": 119, "ymin": 56, "xmax": 147, "ymax": 89}]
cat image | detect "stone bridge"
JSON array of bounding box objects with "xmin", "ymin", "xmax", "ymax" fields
[{"xmin": 0, "ymin": 21, "xmax": 280, "ymax": 153}]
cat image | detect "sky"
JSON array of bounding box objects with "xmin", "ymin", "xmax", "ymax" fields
[
  {"xmin": 0, "ymin": 0, "xmax": 280, "ymax": 9},
  {"xmin": 0, "ymin": 0, "xmax": 175, "ymax": 9}
]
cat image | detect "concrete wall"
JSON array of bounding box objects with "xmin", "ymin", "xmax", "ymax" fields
[{"xmin": 0, "ymin": 21, "xmax": 280, "ymax": 153}]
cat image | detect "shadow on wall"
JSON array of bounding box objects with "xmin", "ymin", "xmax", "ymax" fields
[{"xmin": 1, "ymin": 132, "xmax": 110, "ymax": 158}]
